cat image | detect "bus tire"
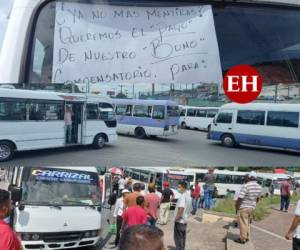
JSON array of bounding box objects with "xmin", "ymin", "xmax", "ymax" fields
[
  {"xmin": 93, "ymin": 134, "xmax": 106, "ymax": 149},
  {"xmin": 0, "ymin": 141, "xmax": 14, "ymax": 162},
  {"xmin": 135, "ymin": 127, "xmax": 146, "ymax": 139},
  {"xmin": 221, "ymin": 134, "xmax": 236, "ymax": 147},
  {"xmin": 181, "ymin": 122, "xmax": 187, "ymax": 129}
]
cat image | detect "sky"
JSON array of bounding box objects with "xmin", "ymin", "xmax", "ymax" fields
[{"xmin": 0, "ymin": 0, "xmax": 14, "ymax": 51}]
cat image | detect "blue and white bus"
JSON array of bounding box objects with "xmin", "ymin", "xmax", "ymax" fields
[
  {"xmin": 208, "ymin": 103, "xmax": 300, "ymax": 151},
  {"xmin": 112, "ymin": 99, "xmax": 179, "ymax": 138}
]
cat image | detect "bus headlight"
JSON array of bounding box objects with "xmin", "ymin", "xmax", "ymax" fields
[
  {"xmin": 21, "ymin": 233, "xmax": 41, "ymax": 241},
  {"xmin": 83, "ymin": 230, "xmax": 100, "ymax": 238}
]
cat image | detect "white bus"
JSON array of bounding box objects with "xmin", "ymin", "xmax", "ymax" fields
[
  {"xmin": 8, "ymin": 167, "xmax": 104, "ymax": 250},
  {"xmin": 124, "ymin": 167, "xmax": 194, "ymax": 207},
  {"xmin": 208, "ymin": 103, "xmax": 300, "ymax": 151},
  {"xmin": 0, "ymin": 88, "xmax": 117, "ymax": 161},
  {"xmin": 179, "ymin": 105, "xmax": 219, "ymax": 130},
  {"xmin": 112, "ymin": 99, "xmax": 180, "ymax": 138}
]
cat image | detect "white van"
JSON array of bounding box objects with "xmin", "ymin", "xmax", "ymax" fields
[
  {"xmin": 0, "ymin": 89, "xmax": 118, "ymax": 161},
  {"xmin": 208, "ymin": 103, "xmax": 300, "ymax": 151},
  {"xmin": 179, "ymin": 105, "xmax": 219, "ymax": 130},
  {"xmin": 9, "ymin": 167, "xmax": 103, "ymax": 250}
]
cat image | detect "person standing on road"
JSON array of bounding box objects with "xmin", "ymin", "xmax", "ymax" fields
[
  {"xmin": 174, "ymin": 181, "xmax": 192, "ymax": 250},
  {"xmin": 281, "ymin": 177, "xmax": 292, "ymax": 212},
  {"xmin": 64, "ymin": 106, "xmax": 74, "ymax": 143},
  {"xmin": 124, "ymin": 183, "xmax": 142, "ymax": 208},
  {"xmin": 285, "ymin": 200, "xmax": 300, "ymax": 250},
  {"xmin": 145, "ymin": 183, "xmax": 160, "ymax": 227},
  {"xmin": 119, "ymin": 224, "xmax": 165, "ymax": 250},
  {"xmin": 113, "ymin": 189, "xmax": 130, "ymax": 247},
  {"xmin": 234, "ymin": 172, "xmax": 262, "ymax": 244},
  {"xmin": 191, "ymin": 180, "xmax": 201, "ymax": 215},
  {"xmin": 122, "ymin": 196, "xmax": 148, "ymax": 230},
  {"xmin": 203, "ymin": 167, "xmax": 215, "ymax": 210},
  {"xmin": 0, "ymin": 189, "xmax": 22, "ymax": 250},
  {"xmin": 159, "ymin": 181, "xmax": 174, "ymax": 225}
]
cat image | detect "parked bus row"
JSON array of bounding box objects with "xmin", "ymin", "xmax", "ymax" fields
[{"xmin": 124, "ymin": 167, "xmax": 297, "ymax": 200}]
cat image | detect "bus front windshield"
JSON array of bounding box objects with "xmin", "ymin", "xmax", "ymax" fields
[
  {"xmin": 21, "ymin": 168, "xmax": 101, "ymax": 206},
  {"xmin": 164, "ymin": 174, "xmax": 192, "ymax": 190}
]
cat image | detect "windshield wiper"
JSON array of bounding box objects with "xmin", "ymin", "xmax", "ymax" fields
[
  {"xmin": 62, "ymin": 200, "xmax": 98, "ymax": 209},
  {"xmin": 24, "ymin": 201, "xmax": 62, "ymax": 209}
]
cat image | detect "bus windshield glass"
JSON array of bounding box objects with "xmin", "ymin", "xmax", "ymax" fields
[
  {"xmin": 26, "ymin": 1, "xmax": 300, "ymax": 88},
  {"xmin": 21, "ymin": 168, "xmax": 101, "ymax": 206},
  {"xmin": 164, "ymin": 174, "xmax": 193, "ymax": 189}
]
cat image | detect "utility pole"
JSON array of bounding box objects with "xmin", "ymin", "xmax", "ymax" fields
[
  {"xmin": 119, "ymin": 84, "xmax": 124, "ymax": 96},
  {"xmin": 132, "ymin": 83, "xmax": 135, "ymax": 98}
]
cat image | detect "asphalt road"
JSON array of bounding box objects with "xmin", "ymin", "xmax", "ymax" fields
[{"xmin": 1, "ymin": 129, "xmax": 299, "ymax": 166}]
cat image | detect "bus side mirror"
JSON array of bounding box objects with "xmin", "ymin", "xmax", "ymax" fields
[
  {"xmin": 10, "ymin": 187, "xmax": 22, "ymax": 203},
  {"xmin": 213, "ymin": 118, "xmax": 217, "ymax": 125}
]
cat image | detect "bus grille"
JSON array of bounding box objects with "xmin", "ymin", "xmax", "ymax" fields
[
  {"xmin": 105, "ymin": 120, "xmax": 117, "ymax": 128},
  {"xmin": 42, "ymin": 232, "xmax": 82, "ymax": 242}
]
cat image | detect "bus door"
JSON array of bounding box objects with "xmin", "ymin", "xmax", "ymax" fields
[{"xmin": 65, "ymin": 102, "xmax": 84, "ymax": 144}]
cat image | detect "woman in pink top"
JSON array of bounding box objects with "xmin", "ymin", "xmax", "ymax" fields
[{"xmin": 145, "ymin": 183, "xmax": 161, "ymax": 227}]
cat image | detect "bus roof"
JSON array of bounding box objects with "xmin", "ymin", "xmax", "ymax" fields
[
  {"xmin": 179, "ymin": 105, "xmax": 219, "ymax": 110},
  {"xmin": 111, "ymin": 99, "xmax": 178, "ymax": 106},
  {"xmin": 256, "ymin": 172, "xmax": 292, "ymax": 180},
  {"xmin": 220, "ymin": 103, "xmax": 300, "ymax": 112},
  {"xmin": 0, "ymin": 88, "xmax": 112, "ymax": 103},
  {"xmin": 12, "ymin": 0, "xmax": 300, "ymax": 8},
  {"xmin": 36, "ymin": 166, "xmax": 99, "ymax": 173}
]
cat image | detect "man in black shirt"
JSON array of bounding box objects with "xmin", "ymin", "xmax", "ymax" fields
[{"xmin": 159, "ymin": 181, "xmax": 174, "ymax": 225}]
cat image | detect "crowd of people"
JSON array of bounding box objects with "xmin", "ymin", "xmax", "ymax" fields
[{"xmin": 2, "ymin": 169, "xmax": 300, "ymax": 250}]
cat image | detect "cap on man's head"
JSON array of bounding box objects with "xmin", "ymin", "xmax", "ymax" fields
[
  {"xmin": 248, "ymin": 171, "xmax": 257, "ymax": 179},
  {"xmin": 163, "ymin": 181, "xmax": 170, "ymax": 188},
  {"xmin": 122, "ymin": 189, "xmax": 130, "ymax": 194}
]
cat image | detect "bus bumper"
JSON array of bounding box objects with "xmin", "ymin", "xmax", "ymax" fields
[{"xmin": 20, "ymin": 236, "xmax": 101, "ymax": 250}]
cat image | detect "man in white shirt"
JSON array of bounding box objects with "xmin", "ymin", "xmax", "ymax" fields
[
  {"xmin": 174, "ymin": 181, "xmax": 192, "ymax": 250},
  {"xmin": 285, "ymin": 200, "xmax": 300, "ymax": 250},
  {"xmin": 113, "ymin": 189, "xmax": 130, "ymax": 247},
  {"xmin": 118, "ymin": 177, "xmax": 127, "ymax": 196}
]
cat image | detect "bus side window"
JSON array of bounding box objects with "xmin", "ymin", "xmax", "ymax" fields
[
  {"xmin": 152, "ymin": 105, "xmax": 164, "ymax": 119},
  {"xmin": 126, "ymin": 105, "xmax": 132, "ymax": 116},
  {"xmin": 0, "ymin": 100, "xmax": 27, "ymax": 121},
  {"xmin": 216, "ymin": 112, "xmax": 232, "ymax": 124},
  {"xmin": 86, "ymin": 104, "xmax": 99, "ymax": 120},
  {"xmin": 187, "ymin": 109, "xmax": 195, "ymax": 117}
]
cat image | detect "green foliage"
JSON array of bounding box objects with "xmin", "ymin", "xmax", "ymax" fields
[{"xmin": 213, "ymin": 194, "xmax": 299, "ymax": 221}]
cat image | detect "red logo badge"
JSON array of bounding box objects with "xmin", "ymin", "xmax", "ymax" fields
[{"xmin": 223, "ymin": 64, "xmax": 263, "ymax": 104}]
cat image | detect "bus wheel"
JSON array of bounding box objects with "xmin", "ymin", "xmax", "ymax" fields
[
  {"xmin": 181, "ymin": 122, "xmax": 187, "ymax": 129},
  {"xmin": 135, "ymin": 127, "xmax": 146, "ymax": 139},
  {"xmin": 93, "ymin": 134, "xmax": 106, "ymax": 149},
  {"xmin": 221, "ymin": 134, "xmax": 236, "ymax": 147},
  {"xmin": 0, "ymin": 142, "xmax": 14, "ymax": 162}
]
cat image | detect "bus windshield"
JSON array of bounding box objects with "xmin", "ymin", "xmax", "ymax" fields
[
  {"xmin": 164, "ymin": 174, "xmax": 193, "ymax": 189},
  {"xmin": 26, "ymin": 1, "xmax": 300, "ymax": 87},
  {"xmin": 21, "ymin": 168, "xmax": 101, "ymax": 206}
]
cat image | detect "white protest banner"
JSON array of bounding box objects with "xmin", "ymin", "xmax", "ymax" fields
[{"xmin": 52, "ymin": 2, "xmax": 223, "ymax": 85}]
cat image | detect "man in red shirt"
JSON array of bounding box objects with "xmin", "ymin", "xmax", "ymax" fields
[
  {"xmin": 191, "ymin": 180, "xmax": 201, "ymax": 215},
  {"xmin": 280, "ymin": 177, "xmax": 292, "ymax": 212},
  {"xmin": 0, "ymin": 189, "xmax": 22, "ymax": 250},
  {"xmin": 145, "ymin": 183, "xmax": 160, "ymax": 227},
  {"xmin": 122, "ymin": 196, "xmax": 147, "ymax": 230}
]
